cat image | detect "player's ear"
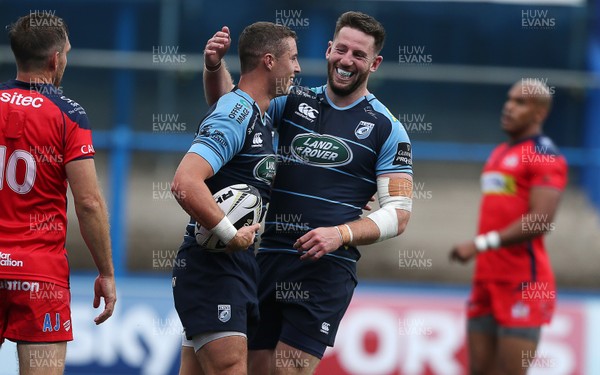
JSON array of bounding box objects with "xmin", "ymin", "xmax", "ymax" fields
[
  {"xmin": 325, "ymin": 41, "xmax": 333, "ymax": 59},
  {"xmin": 370, "ymin": 55, "xmax": 383, "ymax": 72},
  {"xmin": 48, "ymin": 51, "xmax": 59, "ymax": 72},
  {"xmin": 263, "ymin": 53, "xmax": 275, "ymax": 71}
]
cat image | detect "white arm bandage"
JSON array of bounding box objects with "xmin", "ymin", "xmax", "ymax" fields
[
  {"xmin": 211, "ymin": 216, "xmax": 237, "ymax": 244},
  {"xmin": 474, "ymin": 231, "xmax": 501, "ymax": 252},
  {"xmin": 367, "ymin": 177, "xmax": 412, "ymax": 242}
]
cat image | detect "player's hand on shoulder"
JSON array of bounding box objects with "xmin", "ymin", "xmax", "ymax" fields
[
  {"xmin": 93, "ymin": 274, "xmax": 117, "ymax": 325},
  {"xmin": 449, "ymin": 241, "xmax": 478, "ymax": 264},
  {"xmin": 225, "ymin": 223, "xmax": 261, "ymax": 253},
  {"xmin": 295, "ymin": 227, "xmax": 343, "ymax": 261},
  {"xmin": 204, "ymin": 26, "xmax": 230, "ymax": 67}
]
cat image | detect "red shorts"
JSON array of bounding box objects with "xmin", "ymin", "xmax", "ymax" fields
[
  {"xmin": 0, "ymin": 280, "xmax": 73, "ymax": 343},
  {"xmin": 467, "ymin": 280, "xmax": 556, "ymax": 327}
]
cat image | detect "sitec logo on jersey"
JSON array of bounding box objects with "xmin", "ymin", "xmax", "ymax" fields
[
  {"xmin": 291, "ymin": 133, "xmax": 352, "ymax": 166},
  {"xmin": 0, "ymin": 92, "xmax": 44, "ymax": 108},
  {"xmin": 295, "ymin": 103, "xmax": 318, "ymax": 122}
]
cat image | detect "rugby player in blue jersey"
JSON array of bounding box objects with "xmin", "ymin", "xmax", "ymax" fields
[
  {"xmin": 204, "ymin": 12, "xmax": 413, "ymax": 375},
  {"xmin": 172, "ymin": 22, "xmax": 300, "ymax": 375}
]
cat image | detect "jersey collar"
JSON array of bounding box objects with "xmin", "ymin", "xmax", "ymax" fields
[
  {"xmin": 232, "ymin": 86, "xmax": 269, "ymax": 125},
  {"xmin": 507, "ymin": 133, "xmax": 543, "ymax": 146},
  {"xmin": 9, "ymin": 79, "xmax": 45, "ymax": 89},
  {"xmin": 8, "ymin": 79, "xmax": 56, "ymax": 93},
  {"xmin": 232, "ymin": 86, "xmax": 255, "ymax": 106},
  {"xmin": 322, "ymin": 84, "xmax": 375, "ymax": 110}
]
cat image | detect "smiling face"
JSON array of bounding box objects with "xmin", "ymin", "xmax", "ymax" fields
[
  {"xmin": 325, "ymin": 26, "xmax": 382, "ymax": 99},
  {"xmin": 271, "ymin": 37, "xmax": 301, "ymax": 96}
]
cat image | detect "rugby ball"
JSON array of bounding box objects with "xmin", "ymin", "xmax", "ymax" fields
[{"xmin": 195, "ymin": 184, "xmax": 262, "ymax": 250}]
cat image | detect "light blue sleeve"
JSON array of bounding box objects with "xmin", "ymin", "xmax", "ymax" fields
[
  {"xmin": 188, "ymin": 95, "xmax": 250, "ymax": 174},
  {"xmin": 267, "ymin": 95, "xmax": 288, "ymax": 129},
  {"xmin": 372, "ymin": 102, "xmax": 413, "ymax": 175}
]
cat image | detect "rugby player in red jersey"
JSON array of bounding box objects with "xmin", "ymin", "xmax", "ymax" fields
[
  {"xmin": 451, "ymin": 79, "xmax": 567, "ymax": 375},
  {"xmin": 0, "ymin": 13, "xmax": 116, "ymax": 374}
]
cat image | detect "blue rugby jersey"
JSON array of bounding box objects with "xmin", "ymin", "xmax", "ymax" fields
[
  {"xmin": 180, "ymin": 87, "xmax": 276, "ymax": 249},
  {"xmin": 260, "ymin": 85, "xmax": 412, "ymax": 266}
]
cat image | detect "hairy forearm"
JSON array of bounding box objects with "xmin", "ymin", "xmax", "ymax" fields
[
  {"xmin": 203, "ymin": 59, "xmax": 234, "ymax": 106},
  {"xmin": 344, "ymin": 209, "xmax": 410, "ymax": 246},
  {"xmin": 75, "ymin": 195, "xmax": 114, "ymax": 277},
  {"xmin": 344, "ymin": 217, "xmax": 380, "ymax": 246}
]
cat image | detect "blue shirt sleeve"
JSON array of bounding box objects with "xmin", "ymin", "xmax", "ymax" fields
[
  {"xmin": 372, "ymin": 101, "xmax": 413, "ymax": 175},
  {"xmin": 188, "ymin": 94, "xmax": 250, "ymax": 174},
  {"xmin": 267, "ymin": 93, "xmax": 289, "ymax": 129}
]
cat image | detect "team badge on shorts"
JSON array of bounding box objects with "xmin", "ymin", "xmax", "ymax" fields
[
  {"xmin": 511, "ymin": 301, "xmax": 530, "ymax": 319},
  {"xmin": 218, "ymin": 304, "xmax": 231, "ymax": 323}
]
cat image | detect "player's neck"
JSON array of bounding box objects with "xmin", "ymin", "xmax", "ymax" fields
[
  {"xmin": 238, "ymin": 75, "xmax": 271, "ymax": 118},
  {"xmin": 508, "ymin": 126, "xmax": 542, "ymax": 143},
  {"xmin": 325, "ymin": 84, "xmax": 370, "ymax": 108},
  {"xmin": 16, "ymin": 71, "xmax": 54, "ymax": 85}
]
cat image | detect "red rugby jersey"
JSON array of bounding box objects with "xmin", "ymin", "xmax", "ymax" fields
[
  {"xmin": 0, "ymin": 79, "xmax": 95, "ymax": 288},
  {"xmin": 474, "ymin": 135, "xmax": 567, "ymax": 282}
]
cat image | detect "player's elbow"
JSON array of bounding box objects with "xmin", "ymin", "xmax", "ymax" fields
[
  {"xmin": 396, "ymin": 210, "xmax": 411, "ymax": 236},
  {"xmin": 397, "ymin": 219, "xmax": 408, "ymax": 236},
  {"xmin": 75, "ymin": 193, "xmax": 104, "ymax": 217},
  {"xmin": 538, "ymin": 219, "xmax": 556, "ymax": 236},
  {"xmin": 171, "ymin": 172, "xmax": 190, "ymax": 206}
]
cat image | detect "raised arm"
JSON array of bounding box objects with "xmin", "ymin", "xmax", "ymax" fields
[
  {"xmin": 203, "ymin": 26, "xmax": 235, "ymax": 105},
  {"xmin": 65, "ymin": 158, "xmax": 116, "ymax": 324}
]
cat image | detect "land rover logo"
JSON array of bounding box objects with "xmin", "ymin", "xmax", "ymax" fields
[
  {"xmin": 253, "ymin": 155, "xmax": 276, "ymax": 184},
  {"xmin": 290, "ymin": 133, "xmax": 352, "ymax": 166}
]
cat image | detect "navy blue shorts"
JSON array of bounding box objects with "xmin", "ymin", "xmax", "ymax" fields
[
  {"xmin": 172, "ymin": 245, "xmax": 260, "ymax": 340},
  {"xmin": 248, "ymin": 252, "xmax": 357, "ymax": 359}
]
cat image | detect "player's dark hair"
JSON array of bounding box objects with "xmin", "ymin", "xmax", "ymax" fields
[
  {"xmin": 8, "ymin": 13, "xmax": 69, "ymax": 72},
  {"xmin": 334, "ymin": 11, "xmax": 385, "ymax": 55},
  {"xmin": 238, "ymin": 22, "xmax": 296, "ymax": 74}
]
